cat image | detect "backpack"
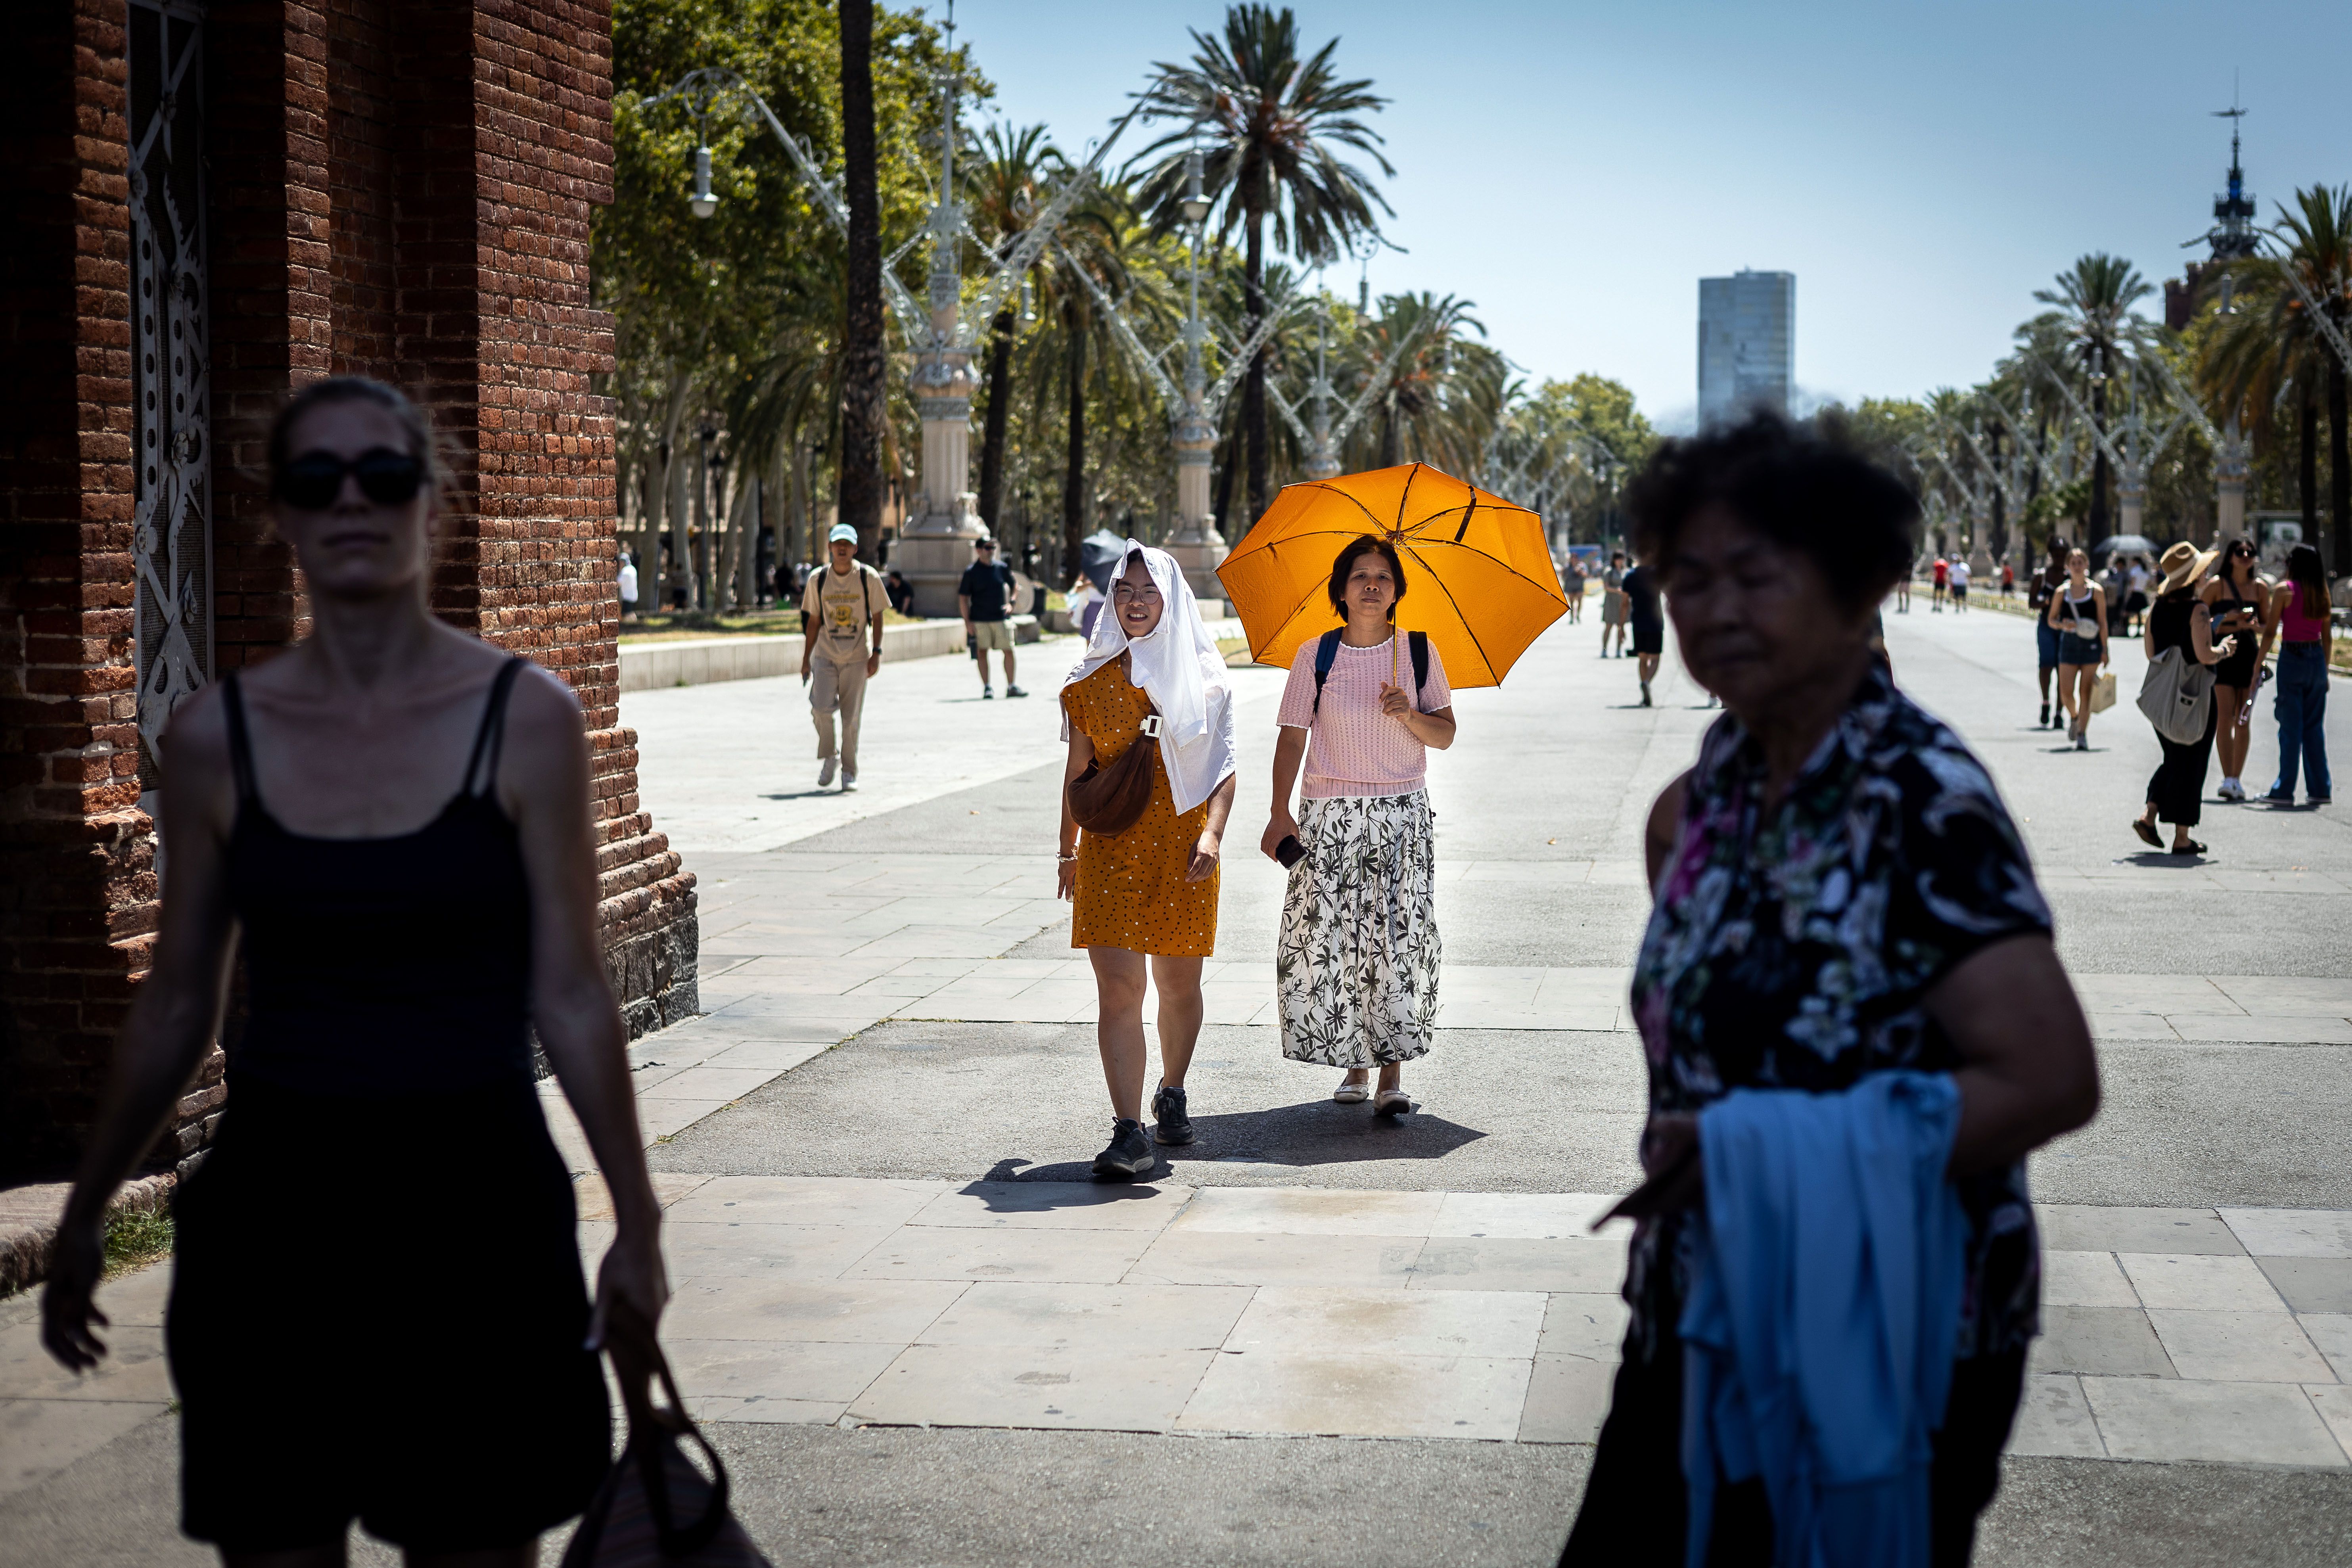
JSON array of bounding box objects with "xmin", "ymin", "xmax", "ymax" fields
[
  {"xmin": 1311, "ymin": 628, "xmax": 1430, "ymax": 717},
  {"xmin": 2136, "ymin": 644, "xmax": 2214, "ymax": 745}
]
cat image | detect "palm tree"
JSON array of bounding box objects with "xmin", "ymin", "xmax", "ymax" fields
[
  {"xmin": 1340, "ymin": 293, "xmax": 1495, "ymax": 472},
  {"xmin": 969, "ymin": 122, "xmax": 1062, "ymax": 538},
  {"xmin": 836, "ymin": 0, "xmax": 886, "ymax": 558},
  {"xmin": 1133, "ymin": 4, "xmax": 1392, "ymax": 526},
  {"xmin": 2027, "ymin": 253, "xmax": 2153, "ymax": 542},
  {"xmin": 2204, "ymin": 187, "xmax": 2352, "ymax": 573}
]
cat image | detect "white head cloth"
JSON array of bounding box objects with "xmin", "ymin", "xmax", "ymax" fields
[{"xmin": 1058, "ymin": 541, "xmax": 1237, "ymax": 816}]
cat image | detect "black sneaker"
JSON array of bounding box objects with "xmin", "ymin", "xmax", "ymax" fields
[
  {"xmin": 1092, "ymin": 1118, "xmax": 1155, "ymax": 1178},
  {"xmin": 1151, "ymin": 1082, "xmax": 1194, "ymax": 1145},
  {"xmin": 2038, "ymin": 702, "xmax": 2050, "ymax": 728},
  {"xmin": 1005, "ymin": 684, "xmax": 1029, "ymax": 698}
]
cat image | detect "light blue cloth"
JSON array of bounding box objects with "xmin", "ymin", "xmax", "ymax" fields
[{"xmin": 1679, "ymin": 1072, "xmax": 1969, "ymax": 1568}]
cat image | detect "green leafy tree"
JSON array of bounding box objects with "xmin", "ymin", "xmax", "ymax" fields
[{"xmin": 2026, "ymin": 253, "xmax": 2154, "ymax": 542}]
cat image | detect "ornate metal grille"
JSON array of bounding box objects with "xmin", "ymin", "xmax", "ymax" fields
[{"xmin": 128, "ymin": 0, "xmax": 212, "ymax": 787}]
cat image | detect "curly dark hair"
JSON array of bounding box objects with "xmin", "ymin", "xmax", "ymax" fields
[
  {"xmin": 1624, "ymin": 410, "xmax": 1917, "ymax": 614},
  {"xmin": 1327, "ymin": 534, "xmax": 1409, "ymax": 619}
]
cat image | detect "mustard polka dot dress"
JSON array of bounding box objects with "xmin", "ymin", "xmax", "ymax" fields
[{"xmin": 1062, "ymin": 661, "xmax": 1219, "ymax": 957}]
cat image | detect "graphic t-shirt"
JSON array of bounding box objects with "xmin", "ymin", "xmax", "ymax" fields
[
  {"xmin": 801, "ymin": 563, "xmax": 888, "ymax": 656},
  {"xmin": 959, "ymin": 560, "xmax": 1015, "ymax": 621}
]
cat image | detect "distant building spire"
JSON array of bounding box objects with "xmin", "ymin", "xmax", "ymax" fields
[{"xmin": 2204, "ymin": 98, "xmax": 2256, "ymax": 263}]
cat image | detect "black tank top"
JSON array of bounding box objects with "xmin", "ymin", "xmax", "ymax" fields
[{"xmin": 221, "ymin": 659, "xmax": 535, "ymax": 1096}]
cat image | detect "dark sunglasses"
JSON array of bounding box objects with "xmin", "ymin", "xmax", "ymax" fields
[{"xmin": 274, "ymin": 447, "xmax": 426, "ymax": 510}]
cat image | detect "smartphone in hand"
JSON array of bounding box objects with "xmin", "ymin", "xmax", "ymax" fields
[{"xmin": 1276, "ymin": 835, "xmax": 1306, "ymax": 869}]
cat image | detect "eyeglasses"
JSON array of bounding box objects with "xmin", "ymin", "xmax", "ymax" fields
[
  {"xmin": 1112, "ymin": 583, "xmax": 1163, "ymax": 603},
  {"xmin": 274, "ymin": 447, "xmax": 426, "ymax": 510}
]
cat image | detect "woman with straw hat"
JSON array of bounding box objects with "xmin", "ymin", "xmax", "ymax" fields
[
  {"xmin": 1056, "ymin": 544, "xmax": 1238, "ymax": 1177},
  {"xmin": 2133, "ymin": 541, "xmax": 2237, "ymax": 855}
]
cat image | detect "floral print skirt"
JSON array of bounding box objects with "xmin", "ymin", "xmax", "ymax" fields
[{"xmin": 1277, "ymin": 790, "xmax": 1440, "ymax": 1067}]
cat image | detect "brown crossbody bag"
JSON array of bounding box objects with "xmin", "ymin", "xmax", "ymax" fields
[{"xmin": 1068, "ymin": 705, "xmax": 1163, "ymax": 836}]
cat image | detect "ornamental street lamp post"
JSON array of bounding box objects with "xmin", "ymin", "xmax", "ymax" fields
[{"xmin": 1161, "ymin": 148, "xmax": 1229, "ymax": 608}]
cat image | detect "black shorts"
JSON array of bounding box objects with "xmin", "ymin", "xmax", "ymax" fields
[
  {"xmin": 169, "ymin": 1076, "xmax": 610, "ymax": 1553},
  {"xmin": 1631, "ymin": 620, "xmax": 1664, "ymax": 656}
]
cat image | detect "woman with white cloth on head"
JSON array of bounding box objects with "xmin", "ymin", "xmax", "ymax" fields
[{"xmin": 1056, "ymin": 545, "xmax": 1238, "ymax": 1177}]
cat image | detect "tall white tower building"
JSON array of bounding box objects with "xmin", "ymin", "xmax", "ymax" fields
[{"xmin": 1698, "ymin": 270, "xmax": 1794, "ymax": 426}]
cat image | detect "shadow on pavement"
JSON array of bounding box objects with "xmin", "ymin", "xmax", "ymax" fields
[{"xmin": 974, "ymin": 1104, "xmax": 1488, "ymax": 1184}]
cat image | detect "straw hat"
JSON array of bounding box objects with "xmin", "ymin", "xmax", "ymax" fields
[{"xmin": 2157, "ymin": 541, "xmax": 2219, "ymax": 595}]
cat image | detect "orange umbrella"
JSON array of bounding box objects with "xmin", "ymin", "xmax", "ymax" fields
[{"xmin": 1215, "ymin": 463, "xmax": 1567, "ymax": 688}]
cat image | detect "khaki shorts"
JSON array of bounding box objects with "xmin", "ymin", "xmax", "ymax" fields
[{"xmin": 970, "ymin": 619, "xmax": 1015, "ymax": 654}]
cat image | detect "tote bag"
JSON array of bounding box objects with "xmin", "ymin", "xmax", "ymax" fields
[
  {"xmin": 2135, "ymin": 646, "xmax": 2212, "ymax": 744},
  {"xmin": 562, "ymin": 1308, "xmax": 771, "ymax": 1568}
]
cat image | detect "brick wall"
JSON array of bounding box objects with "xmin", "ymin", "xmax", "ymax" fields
[{"xmin": 0, "ymin": 0, "xmax": 696, "ymax": 1178}]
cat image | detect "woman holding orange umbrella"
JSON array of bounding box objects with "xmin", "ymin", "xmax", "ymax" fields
[{"xmin": 1263, "ymin": 537, "xmax": 1457, "ymax": 1112}]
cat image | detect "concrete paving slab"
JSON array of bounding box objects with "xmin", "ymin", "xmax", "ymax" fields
[
  {"xmin": 1223, "ymin": 1286, "xmax": 1545, "ymax": 1359},
  {"xmin": 2007, "ymin": 1374, "xmax": 2107, "ymax": 1458},
  {"xmin": 2308, "ymin": 1385, "xmax": 2352, "ymax": 1463},
  {"xmin": 2039, "ymin": 1206, "xmax": 2245, "ymax": 1255},
  {"xmin": 2297, "ymin": 1314, "xmax": 2352, "ymax": 1382},
  {"xmin": 916, "ymin": 1282, "xmax": 1253, "ymax": 1353},
  {"xmin": 2147, "ymin": 1310, "xmax": 2335, "ymax": 1383},
  {"xmin": 661, "ymin": 1277, "xmax": 967, "ymax": 1344},
  {"xmin": 2029, "ymin": 1306, "xmax": 2176, "ymax": 1378},
  {"xmin": 2083, "ymin": 1378, "xmax": 2349, "ymax": 1467},
  {"xmin": 1536, "ymin": 1293, "xmax": 1630, "ymax": 1362},
  {"xmin": 848, "ymin": 1343, "xmax": 1218, "ymax": 1432},
  {"xmin": 1431, "ymin": 1190, "xmax": 1625, "ymax": 1239},
  {"xmin": 1168, "ymin": 1187, "xmax": 1445, "ymax": 1235},
  {"xmin": 1518, "ymin": 1356, "xmax": 1616, "ymax": 1444},
  {"xmin": 2261, "ymin": 1259, "xmax": 2352, "ymax": 1313},
  {"xmin": 905, "ymin": 1180, "xmax": 1194, "ymax": 1231},
  {"xmin": 0, "ymin": 1398, "xmax": 165, "ymax": 1502},
  {"xmin": 1177, "ymin": 1351, "xmax": 1531, "ymax": 1441},
  {"xmin": 843, "ymin": 1226, "xmax": 1152, "ymax": 1285},
  {"xmin": 2222, "ymin": 1209, "xmax": 2352, "ymax": 1258},
  {"xmin": 1407, "ymin": 1237, "xmax": 1630, "ymax": 1294},
  {"xmin": 1129, "ymin": 1231, "xmax": 1425, "ymax": 1288},
  {"xmin": 654, "ymin": 1221, "xmax": 897, "ymax": 1279},
  {"xmin": 663, "ymin": 1338, "xmax": 902, "ymax": 1404},
  {"xmin": 667, "ymin": 1175, "xmax": 945, "ymax": 1228},
  {"xmin": 2120, "ymin": 1253, "xmax": 2291, "ymax": 1311},
  {"xmin": 2043, "ymin": 1249, "xmax": 2140, "ymax": 1307},
  {"xmin": 0, "ymin": 1322, "xmax": 173, "ymax": 1404}
]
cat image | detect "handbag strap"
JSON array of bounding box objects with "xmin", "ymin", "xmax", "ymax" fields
[{"xmin": 605, "ymin": 1299, "xmax": 734, "ymax": 1558}]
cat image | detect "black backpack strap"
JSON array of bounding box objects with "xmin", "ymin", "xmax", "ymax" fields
[
  {"xmin": 1408, "ymin": 630, "xmax": 1430, "ymax": 706},
  {"xmin": 1310, "ymin": 628, "xmax": 1344, "ymax": 716},
  {"xmin": 464, "ymin": 658, "xmax": 529, "ymax": 798},
  {"xmin": 220, "ymin": 673, "xmax": 258, "ymax": 807}
]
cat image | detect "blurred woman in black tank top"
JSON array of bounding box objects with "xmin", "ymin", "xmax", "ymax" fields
[
  {"xmin": 43, "ymin": 378, "xmax": 668, "ymax": 1566},
  {"xmin": 2201, "ymin": 539, "xmax": 2269, "ymax": 801}
]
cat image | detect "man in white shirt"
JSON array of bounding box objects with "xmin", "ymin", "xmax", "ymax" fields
[
  {"xmin": 799, "ymin": 523, "xmax": 889, "ymax": 791},
  {"xmin": 616, "ymin": 550, "xmax": 638, "ymax": 622},
  {"xmin": 1948, "ymin": 557, "xmax": 1970, "ymax": 613}
]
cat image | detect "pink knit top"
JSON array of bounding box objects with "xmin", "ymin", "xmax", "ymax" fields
[{"xmin": 1277, "ymin": 634, "xmax": 1453, "ymax": 799}]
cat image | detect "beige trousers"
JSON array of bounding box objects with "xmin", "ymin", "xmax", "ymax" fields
[{"xmin": 809, "ymin": 644, "xmax": 870, "ymax": 774}]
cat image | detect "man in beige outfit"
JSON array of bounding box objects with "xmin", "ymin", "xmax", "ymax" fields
[{"xmin": 800, "ymin": 523, "xmax": 888, "ymax": 791}]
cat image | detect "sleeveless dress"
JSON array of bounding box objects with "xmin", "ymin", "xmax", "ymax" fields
[
  {"xmin": 167, "ymin": 659, "xmax": 609, "ymax": 1553},
  {"xmin": 2209, "ymin": 579, "xmax": 2260, "ymax": 690},
  {"xmin": 2144, "ymin": 595, "xmax": 2216, "ymax": 828}
]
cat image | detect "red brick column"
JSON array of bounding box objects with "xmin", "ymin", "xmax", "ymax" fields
[{"xmin": 0, "ymin": 0, "xmax": 696, "ymax": 1177}]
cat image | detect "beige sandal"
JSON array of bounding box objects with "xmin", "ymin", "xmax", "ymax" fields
[
  {"xmin": 1374, "ymin": 1088, "xmax": 1413, "ymax": 1117},
  {"xmin": 1334, "ymin": 1076, "xmax": 1371, "ymax": 1104}
]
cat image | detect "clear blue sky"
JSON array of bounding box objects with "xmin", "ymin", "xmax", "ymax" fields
[{"xmin": 948, "ymin": 0, "xmax": 2350, "ymax": 432}]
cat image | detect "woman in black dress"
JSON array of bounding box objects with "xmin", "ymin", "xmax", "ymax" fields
[
  {"xmin": 43, "ymin": 378, "xmax": 667, "ymax": 1566},
  {"xmin": 2133, "ymin": 542, "xmax": 2237, "ymax": 856},
  {"xmin": 2201, "ymin": 539, "xmax": 2269, "ymax": 802}
]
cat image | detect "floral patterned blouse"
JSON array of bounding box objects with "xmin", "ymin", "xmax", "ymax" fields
[{"xmin": 1624, "ymin": 663, "xmax": 2054, "ymax": 1363}]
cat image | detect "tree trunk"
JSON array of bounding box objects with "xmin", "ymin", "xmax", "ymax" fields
[
  {"xmin": 2088, "ymin": 376, "xmax": 2110, "ymax": 542},
  {"xmin": 1243, "ymin": 210, "xmax": 1269, "ymax": 527},
  {"xmin": 837, "ymin": 0, "xmax": 886, "ymax": 563},
  {"xmin": 2300, "ymin": 388, "xmax": 2319, "ymax": 544},
  {"xmin": 667, "ymin": 438, "xmax": 692, "ymax": 611},
  {"xmin": 1061, "ymin": 305, "xmax": 1089, "ymax": 570},
  {"xmin": 1211, "ymin": 417, "xmax": 1236, "ymax": 540},
  {"xmin": 1988, "ymin": 425, "xmax": 2007, "ymax": 562},
  {"xmin": 2331, "ymin": 363, "xmax": 2350, "ymax": 577},
  {"xmin": 1380, "ymin": 396, "xmax": 1399, "ymax": 468},
  {"xmin": 978, "ymin": 306, "xmax": 1016, "ymax": 531}
]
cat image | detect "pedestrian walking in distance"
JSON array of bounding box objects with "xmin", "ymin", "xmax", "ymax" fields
[
  {"xmin": 960, "ymin": 535, "xmax": 1026, "ymax": 698},
  {"xmin": 1931, "ymin": 551, "xmax": 1948, "ymax": 610},
  {"xmin": 2261, "ymin": 542, "xmax": 2333, "ymax": 805},
  {"xmin": 616, "ymin": 547, "xmax": 639, "ymax": 623},
  {"xmin": 1893, "ymin": 556, "xmax": 1911, "ymax": 613},
  {"xmin": 1562, "ymin": 555, "xmax": 1586, "ymax": 623},
  {"xmin": 1262, "ymin": 537, "xmax": 1458, "ymax": 1113},
  {"xmin": 1601, "ymin": 550, "xmax": 1631, "ymax": 657},
  {"xmin": 2044, "ymin": 546, "xmax": 2109, "ymax": 750},
  {"xmin": 41, "ymin": 378, "xmax": 665, "ymax": 1562},
  {"xmin": 1562, "ymin": 412, "xmax": 2097, "ymax": 1566},
  {"xmin": 2027, "ymin": 536, "xmax": 2070, "ymax": 728},
  {"xmin": 800, "ymin": 522, "xmax": 889, "ymax": 793},
  {"xmin": 2133, "ymin": 543, "xmax": 2235, "ymax": 855},
  {"xmin": 1948, "ymin": 555, "xmax": 1970, "ymax": 612},
  {"xmin": 1058, "ymin": 544, "xmax": 1238, "ymax": 1176},
  {"xmin": 1623, "ymin": 556, "xmax": 1665, "ymax": 705},
  {"xmin": 2201, "ymin": 538, "xmax": 2270, "ymax": 802}
]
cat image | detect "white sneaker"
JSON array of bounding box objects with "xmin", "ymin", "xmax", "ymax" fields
[
  {"xmin": 818, "ymin": 757, "xmax": 838, "ymax": 788},
  {"xmin": 841, "ymin": 770, "xmax": 857, "ymax": 792}
]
